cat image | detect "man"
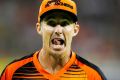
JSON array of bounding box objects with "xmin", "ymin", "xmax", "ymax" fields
[{"xmin": 0, "ymin": 0, "xmax": 107, "ymax": 80}]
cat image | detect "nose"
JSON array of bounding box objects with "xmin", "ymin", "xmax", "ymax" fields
[{"xmin": 54, "ymin": 25, "xmax": 63, "ymax": 35}]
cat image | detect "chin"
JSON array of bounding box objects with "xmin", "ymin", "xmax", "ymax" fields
[{"xmin": 50, "ymin": 48, "xmax": 66, "ymax": 55}]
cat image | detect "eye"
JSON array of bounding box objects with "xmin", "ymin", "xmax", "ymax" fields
[
  {"xmin": 47, "ymin": 19, "xmax": 57, "ymax": 27},
  {"xmin": 60, "ymin": 20, "xmax": 71, "ymax": 27}
]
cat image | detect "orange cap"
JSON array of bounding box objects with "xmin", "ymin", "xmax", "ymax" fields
[{"xmin": 38, "ymin": 0, "xmax": 77, "ymax": 22}]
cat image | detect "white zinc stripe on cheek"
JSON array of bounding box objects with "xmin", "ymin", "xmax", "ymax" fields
[
  {"xmin": 41, "ymin": 21, "xmax": 54, "ymax": 32},
  {"xmin": 42, "ymin": 22, "xmax": 54, "ymax": 33},
  {"xmin": 44, "ymin": 25, "xmax": 54, "ymax": 32},
  {"xmin": 64, "ymin": 24, "xmax": 74, "ymax": 32}
]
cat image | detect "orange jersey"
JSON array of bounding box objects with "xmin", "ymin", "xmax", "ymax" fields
[{"xmin": 0, "ymin": 51, "xmax": 106, "ymax": 80}]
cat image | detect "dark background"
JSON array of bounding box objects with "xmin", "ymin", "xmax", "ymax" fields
[{"xmin": 0, "ymin": 0, "xmax": 120, "ymax": 79}]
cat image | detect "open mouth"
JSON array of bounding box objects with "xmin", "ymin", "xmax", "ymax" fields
[
  {"xmin": 50, "ymin": 38, "xmax": 66, "ymax": 50},
  {"xmin": 51, "ymin": 38, "xmax": 65, "ymax": 45}
]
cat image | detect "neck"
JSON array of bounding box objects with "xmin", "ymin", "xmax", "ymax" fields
[{"xmin": 38, "ymin": 49, "xmax": 71, "ymax": 74}]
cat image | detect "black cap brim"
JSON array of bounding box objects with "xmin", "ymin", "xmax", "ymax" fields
[{"xmin": 40, "ymin": 9, "xmax": 77, "ymax": 22}]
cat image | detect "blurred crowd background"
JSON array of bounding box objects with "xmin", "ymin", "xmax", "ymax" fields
[{"xmin": 0, "ymin": 0, "xmax": 120, "ymax": 80}]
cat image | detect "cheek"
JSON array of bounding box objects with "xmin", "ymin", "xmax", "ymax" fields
[
  {"xmin": 42, "ymin": 25, "xmax": 54, "ymax": 36},
  {"xmin": 64, "ymin": 26, "xmax": 74, "ymax": 36},
  {"xmin": 64, "ymin": 26, "xmax": 74, "ymax": 32},
  {"xmin": 64, "ymin": 26, "xmax": 74, "ymax": 44},
  {"xmin": 42, "ymin": 26, "xmax": 53, "ymax": 44},
  {"xmin": 44, "ymin": 26, "xmax": 54, "ymax": 32}
]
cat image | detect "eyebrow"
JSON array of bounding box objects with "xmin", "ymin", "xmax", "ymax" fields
[
  {"xmin": 44, "ymin": 16, "xmax": 55, "ymax": 21},
  {"xmin": 62, "ymin": 16, "xmax": 73, "ymax": 21}
]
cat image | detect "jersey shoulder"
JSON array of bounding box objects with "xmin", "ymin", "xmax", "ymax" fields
[
  {"xmin": 1, "ymin": 53, "xmax": 34, "ymax": 77},
  {"xmin": 76, "ymin": 54, "xmax": 107, "ymax": 80},
  {"xmin": 6, "ymin": 53, "xmax": 33, "ymax": 67}
]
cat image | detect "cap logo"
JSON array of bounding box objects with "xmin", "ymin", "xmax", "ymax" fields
[{"xmin": 45, "ymin": 0, "xmax": 73, "ymax": 9}]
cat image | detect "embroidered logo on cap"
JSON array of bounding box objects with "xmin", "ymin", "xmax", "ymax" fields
[{"xmin": 45, "ymin": 0, "xmax": 73, "ymax": 9}]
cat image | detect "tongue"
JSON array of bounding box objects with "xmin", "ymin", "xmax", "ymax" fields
[{"xmin": 53, "ymin": 39, "xmax": 61, "ymax": 45}]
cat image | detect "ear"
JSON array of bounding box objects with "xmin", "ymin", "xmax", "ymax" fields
[
  {"xmin": 73, "ymin": 22, "xmax": 80, "ymax": 36},
  {"xmin": 36, "ymin": 22, "xmax": 41, "ymax": 35}
]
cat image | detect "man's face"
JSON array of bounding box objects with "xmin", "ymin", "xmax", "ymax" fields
[{"xmin": 37, "ymin": 11, "xmax": 79, "ymax": 55}]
